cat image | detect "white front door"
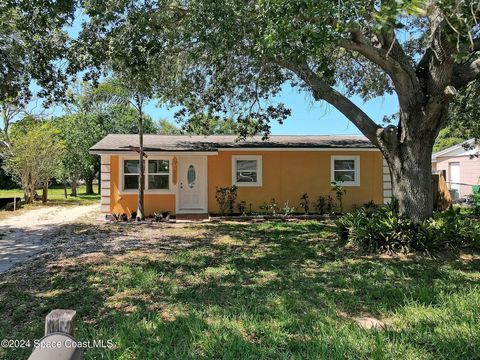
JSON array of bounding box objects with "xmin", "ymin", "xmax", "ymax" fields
[{"xmin": 178, "ymin": 156, "xmax": 207, "ymax": 212}]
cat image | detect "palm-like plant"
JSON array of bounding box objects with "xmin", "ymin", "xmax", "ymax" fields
[{"xmin": 84, "ymin": 77, "xmax": 150, "ymax": 220}]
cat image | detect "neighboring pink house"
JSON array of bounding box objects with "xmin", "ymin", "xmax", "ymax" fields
[{"xmin": 432, "ymin": 139, "xmax": 480, "ymax": 199}]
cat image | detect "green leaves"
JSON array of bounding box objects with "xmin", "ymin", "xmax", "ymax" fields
[
  {"xmin": 3, "ymin": 120, "xmax": 65, "ymax": 199},
  {"xmin": 0, "ymin": 0, "xmax": 76, "ymax": 104},
  {"xmin": 336, "ymin": 203, "xmax": 480, "ymax": 253}
]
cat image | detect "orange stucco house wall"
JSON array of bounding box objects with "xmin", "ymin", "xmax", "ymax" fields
[
  {"xmin": 92, "ymin": 135, "xmax": 391, "ymax": 217},
  {"xmin": 206, "ymin": 150, "xmax": 384, "ymax": 214}
]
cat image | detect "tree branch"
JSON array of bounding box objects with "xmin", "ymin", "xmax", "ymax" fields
[
  {"xmin": 339, "ymin": 30, "xmax": 420, "ymax": 109},
  {"xmin": 452, "ymin": 58, "xmax": 480, "ymax": 88},
  {"xmin": 282, "ymin": 60, "xmax": 381, "ymax": 145}
]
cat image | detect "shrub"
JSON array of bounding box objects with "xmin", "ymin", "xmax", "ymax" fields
[
  {"xmin": 260, "ymin": 198, "xmax": 278, "ymax": 215},
  {"xmin": 331, "ymin": 181, "xmax": 346, "ymax": 213},
  {"xmin": 154, "ymin": 211, "xmax": 170, "ymax": 222},
  {"xmin": 236, "ymin": 200, "xmax": 247, "ymax": 216},
  {"xmin": 336, "ymin": 204, "xmax": 480, "ymax": 253},
  {"xmin": 215, "ymin": 186, "xmax": 237, "ymax": 215},
  {"xmin": 315, "ymin": 195, "xmax": 335, "ymax": 215},
  {"xmin": 472, "ymin": 189, "xmax": 480, "ymax": 216},
  {"xmin": 282, "ymin": 201, "xmax": 295, "ymax": 216},
  {"xmin": 299, "ymin": 193, "xmax": 309, "ymax": 214}
]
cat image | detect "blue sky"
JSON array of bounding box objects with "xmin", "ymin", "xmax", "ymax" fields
[
  {"xmin": 143, "ymin": 86, "xmax": 398, "ymax": 135},
  {"xmin": 35, "ymin": 10, "xmax": 400, "ymax": 136}
]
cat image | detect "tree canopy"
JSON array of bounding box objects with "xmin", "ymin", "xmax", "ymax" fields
[
  {"xmin": 74, "ymin": 0, "xmax": 479, "ymax": 219},
  {"xmin": 0, "ymin": 0, "xmax": 75, "ymax": 105},
  {"xmin": 3, "ymin": 118, "xmax": 64, "ymax": 202},
  {"xmin": 434, "ymin": 81, "xmax": 480, "ymax": 152}
]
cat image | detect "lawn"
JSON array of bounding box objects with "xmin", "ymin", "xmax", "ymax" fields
[
  {"xmin": 0, "ymin": 185, "xmax": 100, "ymax": 206},
  {"xmin": 0, "ymin": 220, "xmax": 479, "ymax": 359}
]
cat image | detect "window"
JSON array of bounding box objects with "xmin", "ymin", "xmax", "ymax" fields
[
  {"xmin": 123, "ymin": 160, "xmax": 139, "ymax": 190},
  {"xmin": 121, "ymin": 158, "xmax": 170, "ymax": 192},
  {"xmin": 331, "ymin": 156, "xmax": 360, "ymax": 186},
  {"xmin": 232, "ymin": 155, "xmax": 262, "ymax": 187},
  {"xmin": 148, "ymin": 160, "xmax": 169, "ymax": 190}
]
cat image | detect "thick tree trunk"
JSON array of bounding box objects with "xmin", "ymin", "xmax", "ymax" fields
[
  {"xmin": 42, "ymin": 180, "xmax": 48, "ymax": 203},
  {"xmin": 137, "ymin": 101, "xmax": 145, "ymax": 221},
  {"xmin": 85, "ymin": 177, "xmax": 94, "ymax": 195},
  {"xmin": 70, "ymin": 177, "xmax": 78, "ymax": 197},
  {"xmin": 383, "ymin": 136, "xmax": 435, "ymax": 221}
]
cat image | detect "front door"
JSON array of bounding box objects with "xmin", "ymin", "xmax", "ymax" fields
[{"xmin": 178, "ymin": 156, "xmax": 207, "ymax": 212}]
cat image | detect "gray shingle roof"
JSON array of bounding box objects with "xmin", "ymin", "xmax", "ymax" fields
[{"xmin": 90, "ymin": 134, "xmax": 375, "ymax": 153}]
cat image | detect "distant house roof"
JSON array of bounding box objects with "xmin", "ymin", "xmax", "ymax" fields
[
  {"xmin": 432, "ymin": 139, "xmax": 477, "ymax": 161},
  {"xmin": 90, "ymin": 134, "xmax": 376, "ymax": 153}
]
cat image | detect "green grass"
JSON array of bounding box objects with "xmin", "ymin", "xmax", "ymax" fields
[
  {"xmin": 0, "ymin": 185, "xmax": 100, "ymax": 206},
  {"xmin": 0, "ymin": 221, "xmax": 479, "ymax": 359}
]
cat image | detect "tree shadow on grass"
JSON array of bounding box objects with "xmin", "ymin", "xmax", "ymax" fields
[{"xmin": 0, "ymin": 220, "xmax": 479, "ymax": 359}]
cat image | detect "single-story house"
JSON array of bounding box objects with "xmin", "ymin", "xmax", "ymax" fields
[
  {"xmin": 89, "ymin": 134, "xmax": 393, "ymax": 217},
  {"xmin": 432, "ymin": 139, "xmax": 480, "ymax": 199}
]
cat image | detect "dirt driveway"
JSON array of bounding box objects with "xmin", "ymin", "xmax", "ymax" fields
[{"xmin": 0, "ymin": 204, "xmax": 99, "ymax": 273}]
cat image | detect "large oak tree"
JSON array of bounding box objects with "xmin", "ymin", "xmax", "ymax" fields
[{"xmin": 77, "ymin": 0, "xmax": 480, "ymax": 220}]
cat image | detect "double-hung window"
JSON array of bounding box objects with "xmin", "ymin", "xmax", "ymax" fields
[
  {"xmin": 148, "ymin": 160, "xmax": 169, "ymax": 190},
  {"xmin": 122, "ymin": 158, "xmax": 170, "ymax": 192},
  {"xmin": 232, "ymin": 155, "xmax": 262, "ymax": 187},
  {"xmin": 123, "ymin": 160, "xmax": 140, "ymax": 190},
  {"xmin": 331, "ymin": 156, "xmax": 360, "ymax": 186}
]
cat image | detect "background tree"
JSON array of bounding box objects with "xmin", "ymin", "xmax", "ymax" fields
[
  {"xmin": 182, "ymin": 115, "xmax": 238, "ymax": 135},
  {"xmin": 54, "ymin": 103, "xmax": 157, "ymax": 196},
  {"xmin": 78, "ymin": 0, "xmax": 480, "ymax": 220},
  {"xmin": 84, "ymin": 78, "xmax": 153, "ymax": 220},
  {"xmin": 157, "ymin": 119, "xmax": 182, "ymax": 135},
  {"xmin": 3, "ymin": 119, "xmax": 64, "ymax": 203},
  {"xmin": 157, "ymin": 116, "xmax": 239, "ymax": 135},
  {"xmin": 434, "ymin": 81, "xmax": 480, "ymax": 152},
  {"xmin": 55, "ymin": 113, "xmax": 96, "ymax": 197}
]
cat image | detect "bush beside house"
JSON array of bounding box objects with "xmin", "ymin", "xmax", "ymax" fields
[{"xmin": 337, "ymin": 203, "xmax": 480, "ymax": 254}]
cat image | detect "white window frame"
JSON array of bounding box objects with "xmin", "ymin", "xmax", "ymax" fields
[
  {"xmin": 119, "ymin": 156, "xmax": 174, "ymax": 194},
  {"xmin": 331, "ymin": 155, "xmax": 360, "ymax": 187},
  {"xmin": 121, "ymin": 157, "xmax": 140, "ymax": 193},
  {"xmin": 232, "ymin": 155, "xmax": 263, "ymax": 187},
  {"xmin": 147, "ymin": 159, "xmax": 171, "ymax": 192}
]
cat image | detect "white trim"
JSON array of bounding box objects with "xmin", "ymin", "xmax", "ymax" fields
[
  {"xmin": 383, "ymin": 158, "xmax": 392, "ymax": 204},
  {"xmin": 432, "ymin": 139, "xmax": 475, "ymax": 159},
  {"xmin": 330, "ymin": 155, "xmax": 360, "ymax": 187},
  {"xmin": 176, "ymin": 155, "xmax": 208, "ymax": 213},
  {"xmin": 101, "ymin": 188, "xmax": 110, "ymax": 197},
  {"xmin": 90, "ymin": 150, "xmax": 218, "ymax": 156},
  {"xmin": 232, "ymin": 155, "xmax": 263, "ymax": 187},
  {"xmin": 220, "ymin": 147, "xmax": 379, "ymax": 152},
  {"xmin": 118, "ymin": 155, "xmax": 175, "ymax": 195},
  {"xmin": 100, "ymin": 155, "xmax": 111, "ymax": 213}
]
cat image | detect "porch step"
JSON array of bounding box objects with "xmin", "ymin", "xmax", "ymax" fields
[{"xmin": 175, "ymin": 213, "xmax": 210, "ymax": 221}]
